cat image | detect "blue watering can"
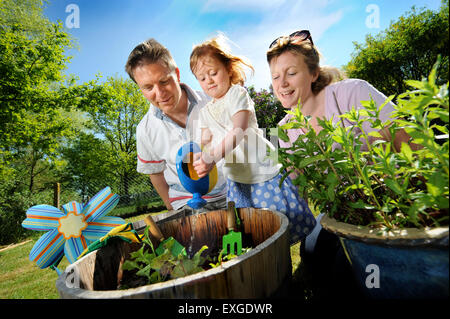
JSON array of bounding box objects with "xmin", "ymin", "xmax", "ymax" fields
[{"xmin": 176, "ymin": 142, "xmax": 218, "ymax": 209}]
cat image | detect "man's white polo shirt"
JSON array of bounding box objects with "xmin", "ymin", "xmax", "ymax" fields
[{"xmin": 136, "ymin": 83, "xmax": 227, "ymax": 210}]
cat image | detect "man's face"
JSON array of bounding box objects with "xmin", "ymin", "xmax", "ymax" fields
[{"xmin": 133, "ymin": 62, "xmax": 182, "ymax": 115}]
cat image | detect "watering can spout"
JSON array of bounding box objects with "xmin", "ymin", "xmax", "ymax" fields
[{"xmin": 188, "ymin": 193, "xmax": 207, "ymax": 209}]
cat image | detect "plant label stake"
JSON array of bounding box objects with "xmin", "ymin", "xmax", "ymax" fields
[
  {"xmin": 144, "ymin": 215, "xmax": 186, "ymax": 257},
  {"xmin": 222, "ymin": 201, "xmax": 242, "ymax": 256}
]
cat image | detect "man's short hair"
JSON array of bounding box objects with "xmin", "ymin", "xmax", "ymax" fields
[{"xmin": 125, "ymin": 38, "xmax": 178, "ymax": 83}]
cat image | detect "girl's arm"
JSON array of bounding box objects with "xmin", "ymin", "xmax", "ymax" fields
[
  {"xmin": 200, "ymin": 127, "xmax": 213, "ymax": 149},
  {"xmin": 193, "ymin": 110, "xmax": 250, "ymax": 178}
]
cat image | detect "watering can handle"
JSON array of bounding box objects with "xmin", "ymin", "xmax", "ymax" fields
[
  {"xmin": 144, "ymin": 215, "xmax": 164, "ymax": 243},
  {"xmin": 227, "ymin": 201, "xmax": 236, "ymax": 231}
]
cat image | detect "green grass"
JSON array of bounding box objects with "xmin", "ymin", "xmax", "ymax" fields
[
  {"xmin": 0, "ymin": 233, "xmax": 69, "ymax": 299},
  {"xmin": 110, "ymin": 199, "xmax": 165, "ymax": 217},
  {"xmin": 0, "ymin": 212, "xmax": 168, "ymax": 299},
  {"xmin": 0, "ymin": 209, "xmax": 311, "ymax": 299}
]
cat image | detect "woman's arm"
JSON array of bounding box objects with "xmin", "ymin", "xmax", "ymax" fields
[
  {"xmin": 338, "ymin": 80, "xmax": 421, "ymax": 152},
  {"xmin": 371, "ymin": 126, "xmax": 421, "ymax": 152}
]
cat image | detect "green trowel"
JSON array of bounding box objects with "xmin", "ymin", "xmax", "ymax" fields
[{"xmin": 222, "ymin": 201, "xmax": 242, "ymax": 256}]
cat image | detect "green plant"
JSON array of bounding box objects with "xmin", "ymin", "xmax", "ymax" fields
[
  {"xmin": 208, "ymin": 247, "xmax": 252, "ymax": 268},
  {"xmin": 278, "ymin": 58, "xmax": 449, "ymax": 230},
  {"xmin": 121, "ymin": 227, "xmax": 208, "ymax": 286}
]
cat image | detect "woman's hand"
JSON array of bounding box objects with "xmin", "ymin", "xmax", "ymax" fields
[{"xmin": 193, "ymin": 152, "xmax": 215, "ymax": 178}]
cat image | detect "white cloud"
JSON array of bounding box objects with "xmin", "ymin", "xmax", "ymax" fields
[{"xmin": 221, "ymin": 0, "xmax": 344, "ymax": 90}]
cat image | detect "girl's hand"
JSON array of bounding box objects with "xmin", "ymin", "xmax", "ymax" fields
[{"xmin": 193, "ymin": 152, "xmax": 215, "ymax": 178}]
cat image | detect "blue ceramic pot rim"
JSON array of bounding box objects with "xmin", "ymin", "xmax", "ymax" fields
[{"xmin": 320, "ymin": 214, "xmax": 449, "ymax": 248}]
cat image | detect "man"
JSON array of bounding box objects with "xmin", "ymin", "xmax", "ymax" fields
[{"xmin": 125, "ymin": 38, "xmax": 227, "ymax": 213}]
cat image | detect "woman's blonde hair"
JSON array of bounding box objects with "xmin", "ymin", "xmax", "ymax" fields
[
  {"xmin": 266, "ymin": 36, "xmax": 345, "ymax": 94},
  {"xmin": 190, "ymin": 33, "xmax": 254, "ymax": 86}
]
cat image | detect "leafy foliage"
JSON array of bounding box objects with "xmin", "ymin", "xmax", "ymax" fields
[
  {"xmin": 345, "ymin": 0, "xmax": 449, "ymax": 97},
  {"xmin": 121, "ymin": 228, "xmax": 208, "ymax": 286},
  {"xmin": 208, "ymin": 247, "xmax": 252, "ymax": 268},
  {"xmin": 248, "ymin": 86, "xmax": 286, "ymax": 130},
  {"xmin": 278, "ymin": 59, "xmax": 449, "ymax": 229},
  {"xmin": 0, "ymin": 0, "xmax": 82, "ymax": 244},
  {"xmin": 60, "ymin": 77, "xmax": 151, "ymax": 200},
  {"xmin": 86, "ymin": 77, "xmax": 150, "ymax": 196},
  {"xmin": 0, "ymin": 0, "xmax": 74, "ymax": 158},
  {"xmin": 0, "ymin": 0, "xmax": 141, "ymax": 244},
  {"xmin": 121, "ymin": 225, "xmax": 253, "ymax": 287}
]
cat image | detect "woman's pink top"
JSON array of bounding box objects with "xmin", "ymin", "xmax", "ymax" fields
[{"xmin": 278, "ymin": 79, "xmax": 396, "ymax": 148}]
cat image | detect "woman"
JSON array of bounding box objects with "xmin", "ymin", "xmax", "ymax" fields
[
  {"xmin": 266, "ymin": 30, "xmax": 412, "ymax": 298},
  {"xmin": 267, "ymin": 30, "xmax": 411, "ymax": 152}
]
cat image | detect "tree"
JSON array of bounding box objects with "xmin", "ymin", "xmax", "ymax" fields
[
  {"xmin": 0, "ymin": 0, "xmax": 103, "ymax": 168},
  {"xmin": 17, "ymin": 108, "xmax": 77, "ymax": 192},
  {"xmin": 0, "ymin": 0, "xmax": 98, "ymax": 244},
  {"xmin": 82, "ymin": 76, "xmax": 150, "ymax": 198},
  {"xmin": 0, "ymin": 0, "xmax": 75, "ymax": 158},
  {"xmin": 344, "ymin": 0, "xmax": 449, "ymax": 97},
  {"xmin": 60, "ymin": 131, "xmax": 115, "ymax": 199},
  {"xmin": 248, "ymin": 86, "xmax": 286, "ymax": 130}
]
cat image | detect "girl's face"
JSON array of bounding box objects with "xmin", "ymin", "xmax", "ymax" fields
[
  {"xmin": 269, "ymin": 50, "xmax": 318, "ymax": 109},
  {"xmin": 194, "ymin": 55, "xmax": 231, "ymax": 100}
]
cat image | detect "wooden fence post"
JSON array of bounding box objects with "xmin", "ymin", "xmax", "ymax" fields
[{"xmin": 54, "ymin": 182, "xmax": 60, "ymax": 209}]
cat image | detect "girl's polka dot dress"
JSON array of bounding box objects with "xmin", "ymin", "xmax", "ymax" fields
[{"xmin": 227, "ymin": 173, "xmax": 316, "ymax": 245}]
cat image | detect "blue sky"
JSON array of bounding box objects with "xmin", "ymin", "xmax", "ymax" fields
[{"xmin": 44, "ymin": 0, "xmax": 443, "ymax": 91}]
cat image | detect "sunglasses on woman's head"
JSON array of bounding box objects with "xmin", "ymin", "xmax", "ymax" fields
[{"xmin": 269, "ymin": 30, "xmax": 314, "ymax": 49}]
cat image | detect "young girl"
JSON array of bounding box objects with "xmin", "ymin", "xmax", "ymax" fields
[{"xmin": 189, "ymin": 34, "xmax": 316, "ymax": 244}]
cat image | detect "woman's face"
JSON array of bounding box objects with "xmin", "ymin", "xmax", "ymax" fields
[{"xmin": 269, "ymin": 50, "xmax": 318, "ymax": 109}]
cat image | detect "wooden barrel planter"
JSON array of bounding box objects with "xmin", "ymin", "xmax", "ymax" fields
[{"xmin": 56, "ymin": 207, "xmax": 291, "ymax": 298}]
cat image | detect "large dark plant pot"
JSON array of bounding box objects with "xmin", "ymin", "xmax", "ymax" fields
[{"xmin": 321, "ymin": 214, "xmax": 449, "ymax": 299}]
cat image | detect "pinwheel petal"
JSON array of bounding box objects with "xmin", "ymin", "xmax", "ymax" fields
[
  {"xmin": 22, "ymin": 205, "xmax": 64, "ymax": 232},
  {"xmin": 62, "ymin": 201, "xmax": 84, "ymax": 215},
  {"xmin": 64, "ymin": 236, "xmax": 91, "ymax": 264},
  {"xmin": 82, "ymin": 216, "xmax": 126, "ymax": 241},
  {"xmin": 82, "ymin": 187, "xmax": 120, "ymax": 222},
  {"xmin": 29, "ymin": 229, "xmax": 65, "ymax": 269}
]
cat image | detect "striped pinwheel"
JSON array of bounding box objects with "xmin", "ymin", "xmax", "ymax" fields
[{"xmin": 22, "ymin": 186, "xmax": 126, "ymax": 269}]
